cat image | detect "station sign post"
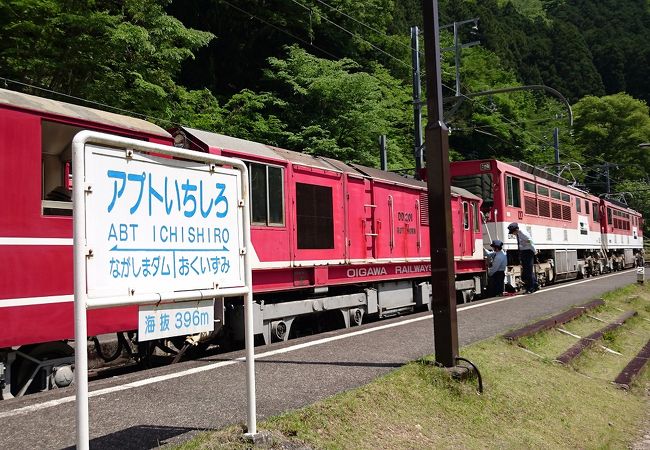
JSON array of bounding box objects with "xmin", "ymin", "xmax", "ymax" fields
[{"xmin": 72, "ymin": 131, "xmax": 256, "ymax": 449}]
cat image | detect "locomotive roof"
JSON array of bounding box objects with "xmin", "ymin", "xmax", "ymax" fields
[
  {"xmin": 180, "ymin": 127, "xmax": 481, "ymax": 199},
  {"xmin": 179, "ymin": 126, "xmax": 355, "ymax": 173},
  {"xmin": 0, "ymin": 88, "xmax": 170, "ymax": 138},
  {"xmin": 603, "ymin": 197, "xmax": 640, "ymax": 214},
  {"xmin": 510, "ymin": 160, "xmax": 569, "ymax": 187}
]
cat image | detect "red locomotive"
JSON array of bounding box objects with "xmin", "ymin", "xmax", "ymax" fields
[
  {"xmin": 450, "ymin": 159, "xmax": 644, "ymax": 288},
  {"xmin": 0, "ymin": 89, "xmax": 485, "ymax": 398}
]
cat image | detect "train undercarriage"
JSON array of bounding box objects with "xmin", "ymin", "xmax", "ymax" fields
[
  {"xmin": 0, "ymin": 253, "xmax": 639, "ymax": 400},
  {"xmin": 1, "ymin": 273, "xmax": 488, "ymax": 399}
]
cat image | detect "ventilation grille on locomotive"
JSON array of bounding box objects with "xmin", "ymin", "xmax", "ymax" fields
[{"xmin": 420, "ymin": 192, "xmax": 429, "ymax": 226}]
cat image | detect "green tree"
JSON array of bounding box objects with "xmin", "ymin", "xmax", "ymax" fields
[
  {"xmin": 0, "ymin": 0, "xmax": 215, "ymax": 121},
  {"xmin": 260, "ymin": 46, "xmax": 413, "ymax": 168},
  {"xmin": 572, "ymin": 93, "xmax": 650, "ymax": 191}
]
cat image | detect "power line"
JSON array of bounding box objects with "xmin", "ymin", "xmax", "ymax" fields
[
  {"xmin": 287, "ymin": 0, "xmax": 411, "ymax": 69},
  {"xmin": 313, "ymin": 0, "xmax": 414, "ymax": 54},
  {"xmin": 220, "ymin": 0, "xmax": 340, "ymax": 60},
  {"xmin": 451, "ymin": 115, "xmax": 565, "ymax": 132},
  {"xmin": 0, "ymin": 77, "xmax": 218, "ymax": 153},
  {"xmin": 0, "ymin": 76, "xmax": 176, "ymax": 126}
]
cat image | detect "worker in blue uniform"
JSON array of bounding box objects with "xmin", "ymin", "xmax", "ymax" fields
[
  {"xmin": 484, "ymin": 239, "xmax": 507, "ymax": 297},
  {"xmin": 508, "ymin": 222, "xmax": 539, "ymax": 294}
]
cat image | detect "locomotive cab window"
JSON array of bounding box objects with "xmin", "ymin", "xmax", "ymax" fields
[
  {"xmin": 472, "ymin": 202, "xmax": 480, "ymax": 232},
  {"xmin": 296, "ymin": 182, "xmax": 334, "ymax": 249},
  {"xmin": 505, "ymin": 175, "xmax": 521, "ymax": 208},
  {"xmin": 576, "ymin": 198, "xmax": 582, "ymax": 213},
  {"xmin": 248, "ymin": 162, "xmax": 284, "ymax": 226},
  {"xmin": 41, "ymin": 120, "xmax": 81, "ymax": 216}
]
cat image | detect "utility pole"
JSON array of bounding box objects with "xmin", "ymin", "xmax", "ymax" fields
[
  {"xmin": 378, "ymin": 135, "xmax": 387, "ymax": 171},
  {"xmin": 441, "ymin": 18, "xmax": 480, "ymax": 98},
  {"xmin": 553, "ymin": 127, "xmax": 560, "ymax": 175},
  {"xmin": 422, "ymin": 0, "xmax": 459, "ymax": 367},
  {"xmin": 411, "ymin": 26, "xmax": 424, "ymax": 179}
]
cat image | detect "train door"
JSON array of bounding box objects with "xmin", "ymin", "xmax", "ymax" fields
[
  {"xmin": 363, "ymin": 179, "xmax": 377, "ymax": 259},
  {"xmin": 460, "ymin": 201, "xmax": 475, "ymax": 257},
  {"xmin": 344, "ymin": 175, "xmax": 375, "ymax": 261}
]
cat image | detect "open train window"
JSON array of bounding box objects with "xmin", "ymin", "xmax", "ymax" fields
[
  {"xmin": 607, "ymin": 207, "xmax": 613, "ymax": 225},
  {"xmin": 296, "ymin": 182, "xmax": 333, "ymax": 249},
  {"xmin": 248, "ymin": 162, "xmax": 284, "ymax": 226},
  {"xmin": 451, "ymin": 174, "xmax": 493, "ymax": 211},
  {"xmin": 462, "ymin": 202, "xmax": 470, "ymax": 229},
  {"xmin": 41, "ymin": 120, "xmax": 81, "ymax": 216},
  {"xmin": 505, "ymin": 175, "xmax": 521, "ymax": 208},
  {"xmin": 592, "ymin": 203, "xmax": 599, "ymax": 222}
]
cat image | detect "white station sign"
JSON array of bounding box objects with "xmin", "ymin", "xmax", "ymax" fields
[{"xmin": 84, "ymin": 145, "xmax": 245, "ymax": 298}]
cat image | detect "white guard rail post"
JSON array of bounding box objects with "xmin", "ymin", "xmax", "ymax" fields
[{"xmin": 72, "ymin": 131, "xmax": 256, "ymax": 450}]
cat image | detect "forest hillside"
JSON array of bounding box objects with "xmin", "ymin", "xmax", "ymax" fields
[{"xmin": 1, "ymin": 0, "xmax": 649, "ymax": 222}]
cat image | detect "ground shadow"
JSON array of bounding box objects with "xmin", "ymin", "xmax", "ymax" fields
[
  {"xmin": 254, "ymin": 359, "xmax": 404, "ymax": 369},
  {"xmin": 63, "ymin": 425, "xmax": 209, "ymax": 450}
]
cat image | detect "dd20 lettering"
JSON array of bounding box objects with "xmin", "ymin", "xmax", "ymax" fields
[{"xmin": 397, "ymin": 212, "xmax": 413, "ymax": 222}]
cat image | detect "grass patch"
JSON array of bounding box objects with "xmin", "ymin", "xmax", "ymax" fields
[{"xmin": 178, "ymin": 283, "xmax": 650, "ymax": 449}]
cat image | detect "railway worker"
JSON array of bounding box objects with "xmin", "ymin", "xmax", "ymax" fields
[
  {"xmin": 507, "ymin": 222, "xmax": 539, "ymax": 294},
  {"xmin": 484, "ymin": 239, "xmax": 507, "ymax": 297}
]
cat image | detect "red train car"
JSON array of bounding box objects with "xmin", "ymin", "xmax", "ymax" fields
[
  {"xmin": 450, "ymin": 159, "xmax": 644, "ymax": 289},
  {"xmin": 0, "ymin": 90, "xmax": 485, "ymax": 398}
]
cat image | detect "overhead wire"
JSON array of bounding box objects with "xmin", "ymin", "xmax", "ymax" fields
[
  {"xmin": 0, "ymin": 76, "xmax": 177, "ymax": 126},
  {"xmin": 287, "ymin": 0, "xmax": 412, "ymax": 69},
  {"xmin": 219, "ymin": 0, "xmax": 340, "ymax": 60},
  {"xmin": 313, "ymin": 0, "xmax": 415, "ymax": 54}
]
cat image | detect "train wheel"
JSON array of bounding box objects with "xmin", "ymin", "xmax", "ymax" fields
[{"xmin": 10, "ymin": 342, "xmax": 74, "ymax": 397}]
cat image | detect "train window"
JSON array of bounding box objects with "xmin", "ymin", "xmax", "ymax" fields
[
  {"xmin": 463, "ymin": 202, "xmax": 470, "ymax": 229},
  {"xmin": 472, "ymin": 202, "xmax": 480, "ymax": 232},
  {"xmin": 576, "ymin": 198, "xmax": 582, "ymax": 213},
  {"xmin": 524, "ymin": 181, "xmax": 536, "ymax": 193},
  {"xmin": 451, "ymin": 174, "xmax": 493, "ymax": 211},
  {"xmin": 267, "ymin": 166, "xmax": 284, "ymax": 225},
  {"xmin": 537, "ymin": 185, "xmax": 549, "ymax": 196},
  {"xmin": 592, "ymin": 203, "xmax": 599, "ymax": 222},
  {"xmin": 506, "ymin": 175, "xmax": 521, "ymax": 208},
  {"xmin": 41, "ymin": 120, "xmax": 79, "ymax": 216},
  {"xmin": 296, "ymin": 183, "xmax": 334, "ymax": 249},
  {"xmin": 585, "ymin": 201, "xmax": 590, "ymax": 214},
  {"xmin": 248, "ymin": 162, "xmax": 285, "ymax": 226},
  {"xmin": 551, "ymin": 189, "xmax": 561, "ymax": 200},
  {"xmin": 607, "ymin": 207, "xmax": 613, "ymax": 225},
  {"xmin": 561, "ymin": 193, "xmax": 570, "ymax": 202}
]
